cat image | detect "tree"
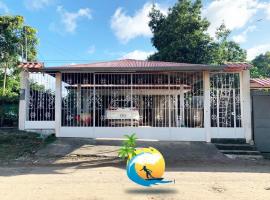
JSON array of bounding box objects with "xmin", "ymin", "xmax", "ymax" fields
[
  {"xmin": 148, "ymin": 0, "xmax": 246, "ymax": 64},
  {"xmin": 251, "ymin": 51, "xmax": 270, "ymax": 78},
  {"xmin": 213, "ymin": 23, "xmax": 247, "ymax": 64},
  {"xmin": 0, "ymin": 16, "xmax": 38, "ymax": 96}
]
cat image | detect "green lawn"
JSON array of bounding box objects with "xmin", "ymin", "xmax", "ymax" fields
[{"xmin": 0, "ymin": 129, "xmax": 55, "ymax": 162}]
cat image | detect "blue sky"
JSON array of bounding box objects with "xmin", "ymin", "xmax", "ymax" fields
[{"xmin": 1, "ymin": 0, "xmax": 270, "ymax": 66}]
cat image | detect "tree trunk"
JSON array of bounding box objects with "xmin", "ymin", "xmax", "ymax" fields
[{"xmin": 3, "ymin": 62, "xmax": 7, "ymax": 96}]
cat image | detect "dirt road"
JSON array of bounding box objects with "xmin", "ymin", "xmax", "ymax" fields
[
  {"xmin": 1, "ymin": 139, "xmax": 270, "ymax": 200},
  {"xmin": 1, "ymin": 163, "xmax": 270, "ymax": 200}
]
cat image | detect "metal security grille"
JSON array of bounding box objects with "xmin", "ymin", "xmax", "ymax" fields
[
  {"xmin": 61, "ymin": 72, "xmax": 204, "ymax": 128},
  {"xmin": 62, "ymin": 73, "xmax": 94, "ymax": 126},
  {"xmin": 210, "ymin": 73, "xmax": 242, "ymax": 128},
  {"xmin": 170, "ymin": 72, "xmax": 204, "ymax": 128},
  {"xmin": 28, "ymin": 72, "xmax": 56, "ymax": 121}
]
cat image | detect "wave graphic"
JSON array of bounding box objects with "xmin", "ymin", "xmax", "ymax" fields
[{"xmin": 127, "ymin": 152, "xmax": 173, "ymax": 187}]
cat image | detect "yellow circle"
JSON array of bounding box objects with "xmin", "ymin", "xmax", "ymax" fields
[{"xmin": 134, "ymin": 147, "xmax": 165, "ymax": 179}]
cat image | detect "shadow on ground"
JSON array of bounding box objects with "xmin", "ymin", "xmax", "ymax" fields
[
  {"xmin": 125, "ymin": 188, "xmax": 178, "ymax": 194},
  {"xmin": 1, "ymin": 138, "xmax": 270, "ymax": 177}
]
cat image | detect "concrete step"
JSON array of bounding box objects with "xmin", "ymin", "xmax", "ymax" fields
[
  {"xmin": 211, "ymin": 138, "xmax": 246, "ymax": 144},
  {"xmin": 215, "ymin": 144, "xmax": 257, "ymax": 151},
  {"xmin": 225, "ymin": 154, "xmax": 264, "ymax": 160},
  {"xmin": 220, "ymin": 150, "xmax": 261, "ymax": 155}
]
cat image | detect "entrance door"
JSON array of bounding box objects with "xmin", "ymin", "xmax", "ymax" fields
[{"xmin": 252, "ymin": 91, "xmax": 270, "ymax": 152}]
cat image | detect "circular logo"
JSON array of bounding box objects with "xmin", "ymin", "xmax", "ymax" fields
[{"xmin": 126, "ymin": 147, "xmax": 173, "ymax": 187}]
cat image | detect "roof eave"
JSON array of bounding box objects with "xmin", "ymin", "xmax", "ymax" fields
[{"xmin": 36, "ymin": 65, "xmax": 225, "ymax": 73}]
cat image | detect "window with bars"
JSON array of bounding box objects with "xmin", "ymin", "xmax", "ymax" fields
[
  {"xmin": 61, "ymin": 72, "xmax": 204, "ymax": 128},
  {"xmin": 28, "ymin": 73, "xmax": 56, "ymax": 121},
  {"xmin": 210, "ymin": 73, "xmax": 242, "ymax": 128}
]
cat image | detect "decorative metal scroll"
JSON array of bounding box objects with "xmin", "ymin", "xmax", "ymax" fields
[
  {"xmin": 210, "ymin": 73, "xmax": 242, "ymax": 128},
  {"xmin": 28, "ymin": 73, "xmax": 56, "ymax": 121},
  {"xmin": 60, "ymin": 72, "xmax": 204, "ymax": 128},
  {"xmin": 61, "ymin": 73, "xmax": 94, "ymax": 127}
]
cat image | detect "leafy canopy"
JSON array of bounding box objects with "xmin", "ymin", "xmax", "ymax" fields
[
  {"xmin": 0, "ymin": 15, "xmax": 38, "ymax": 63},
  {"xmin": 148, "ymin": 0, "xmax": 246, "ymax": 64},
  {"xmin": 251, "ymin": 51, "xmax": 270, "ymax": 78},
  {"xmin": 0, "ymin": 15, "xmax": 38, "ymax": 99}
]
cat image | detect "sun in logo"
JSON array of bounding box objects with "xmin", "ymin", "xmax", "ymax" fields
[{"xmin": 126, "ymin": 147, "xmax": 173, "ymax": 187}]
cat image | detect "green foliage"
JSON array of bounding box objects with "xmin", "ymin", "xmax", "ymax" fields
[
  {"xmin": 0, "ymin": 96, "xmax": 19, "ymax": 127},
  {"xmin": 118, "ymin": 133, "xmax": 138, "ymax": 161},
  {"xmin": 148, "ymin": 0, "xmax": 246, "ymax": 64},
  {"xmin": 251, "ymin": 51, "xmax": 270, "ymax": 78},
  {"xmin": 29, "ymin": 81, "xmax": 46, "ymax": 92},
  {"xmin": 213, "ymin": 23, "xmax": 247, "ymax": 64},
  {"xmin": 0, "ymin": 15, "xmax": 38, "ymax": 62},
  {"xmin": 0, "ymin": 15, "xmax": 38, "ymax": 98}
]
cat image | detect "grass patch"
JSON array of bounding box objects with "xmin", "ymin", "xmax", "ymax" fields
[{"xmin": 0, "ymin": 129, "xmax": 56, "ymax": 162}]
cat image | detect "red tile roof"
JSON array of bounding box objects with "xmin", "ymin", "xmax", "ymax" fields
[
  {"xmin": 19, "ymin": 62, "xmax": 44, "ymax": 69},
  {"xmin": 18, "ymin": 59, "xmax": 252, "ymax": 72},
  {"xmin": 223, "ymin": 62, "xmax": 252, "ymax": 72},
  {"xmin": 50, "ymin": 59, "xmax": 211, "ymax": 69},
  {"xmin": 251, "ymin": 78, "xmax": 270, "ymax": 88}
]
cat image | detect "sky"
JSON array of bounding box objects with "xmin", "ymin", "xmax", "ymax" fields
[{"xmin": 1, "ymin": 0, "xmax": 270, "ymax": 66}]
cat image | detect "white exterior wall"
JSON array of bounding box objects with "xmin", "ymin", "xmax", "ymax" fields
[
  {"xmin": 241, "ymin": 70, "xmax": 252, "ymax": 143},
  {"xmin": 19, "ymin": 70, "xmax": 252, "ymax": 142},
  {"xmin": 55, "ymin": 73, "xmax": 62, "ymax": 137},
  {"xmin": 18, "ymin": 71, "xmax": 29, "ymax": 130},
  {"xmin": 59, "ymin": 127, "xmax": 205, "ymax": 141},
  {"xmin": 203, "ymin": 71, "xmax": 211, "ymax": 142}
]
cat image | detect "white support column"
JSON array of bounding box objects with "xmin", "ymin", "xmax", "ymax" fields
[
  {"xmin": 131, "ymin": 74, "xmax": 133, "ymax": 127},
  {"xmin": 19, "ymin": 70, "xmax": 29, "ymax": 130},
  {"xmin": 77, "ymin": 84, "xmax": 81, "ymax": 116},
  {"xmin": 203, "ymin": 71, "xmax": 211, "ymax": 142},
  {"xmin": 180, "ymin": 85, "xmax": 185, "ymax": 127},
  {"xmin": 241, "ymin": 70, "xmax": 252, "ymax": 143},
  {"xmin": 168, "ymin": 74, "xmax": 171, "ymax": 128},
  {"xmin": 55, "ymin": 73, "xmax": 62, "ymax": 137},
  {"xmin": 175, "ymin": 95, "xmax": 178, "ymax": 127},
  {"xmin": 93, "ymin": 73, "xmax": 96, "ymax": 133}
]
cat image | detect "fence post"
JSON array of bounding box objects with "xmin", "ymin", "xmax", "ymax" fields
[
  {"xmin": 241, "ymin": 70, "xmax": 252, "ymax": 143},
  {"xmin": 55, "ymin": 73, "xmax": 62, "ymax": 137},
  {"xmin": 203, "ymin": 71, "xmax": 211, "ymax": 142},
  {"xmin": 19, "ymin": 70, "xmax": 29, "ymax": 130}
]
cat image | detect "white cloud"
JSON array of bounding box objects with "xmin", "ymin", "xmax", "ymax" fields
[
  {"xmin": 111, "ymin": 2, "xmax": 168, "ymax": 43},
  {"xmin": 258, "ymin": 2, "xmax": 270, "ymax": 20},
  {"xmin": 266, "ymin": 5, "xmax": 270, "ymax": 20},
  {"xmin": 132, "ymin": 152, "xmax": 161, "ymax": 166},
  {"xmin": 87, "ymin": 45, "xmax": 95, "ymax": 55},
  {"xmin": 203, "ymin": 0, "xmax": 261, "ymax": 37},
  {"xmin": 24, "ymin": 0, "xmax": 54, "ymax": 10},
  {"xmin": 56, "ymin": 6, "xmax": 92, "ymax": 33},
  {"xmin": 247, "ymin": 44, "xmax": 270, "ymax": 60},
  {"xmin": 121, "ymin": 50, "xmax": 154, "ymax": 60},
  {"xmin": 232, "ymin": 35, "xmax": 246, "ymax": 44},
  {"xmin": 0, "ymin": 1, "xmax": 9, "ymax": 13},
  {"xmin": 232, "ymin": 25, "xmax": 256, "ymax": 43}
]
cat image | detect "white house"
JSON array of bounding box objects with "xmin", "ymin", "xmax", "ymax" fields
[{"xmin": 18, "ymin": 59, "xmax": 252, "ymax": 143}]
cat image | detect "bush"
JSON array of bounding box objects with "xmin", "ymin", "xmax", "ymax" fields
[{"xmin": 0, "ymin": 95, "xmax": 19, "ymax": 127}]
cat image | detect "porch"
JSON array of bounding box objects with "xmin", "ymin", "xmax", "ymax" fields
[{"xmin": 18, "ymin": 60, "xmax": 252, "ymax": 142}]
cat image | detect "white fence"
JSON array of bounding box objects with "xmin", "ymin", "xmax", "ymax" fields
[{"xmin": 23, "ymin": 71, "xmax": 245, "ymax": 141}]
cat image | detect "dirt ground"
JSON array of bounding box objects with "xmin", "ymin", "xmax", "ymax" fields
[
  {"xmin": 0, "ymin": 138, "xmax": 270, "ymax": 200},
  {"xmin": 1, "ymin": 165, "xmax": 270, "ymax": 200}
]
